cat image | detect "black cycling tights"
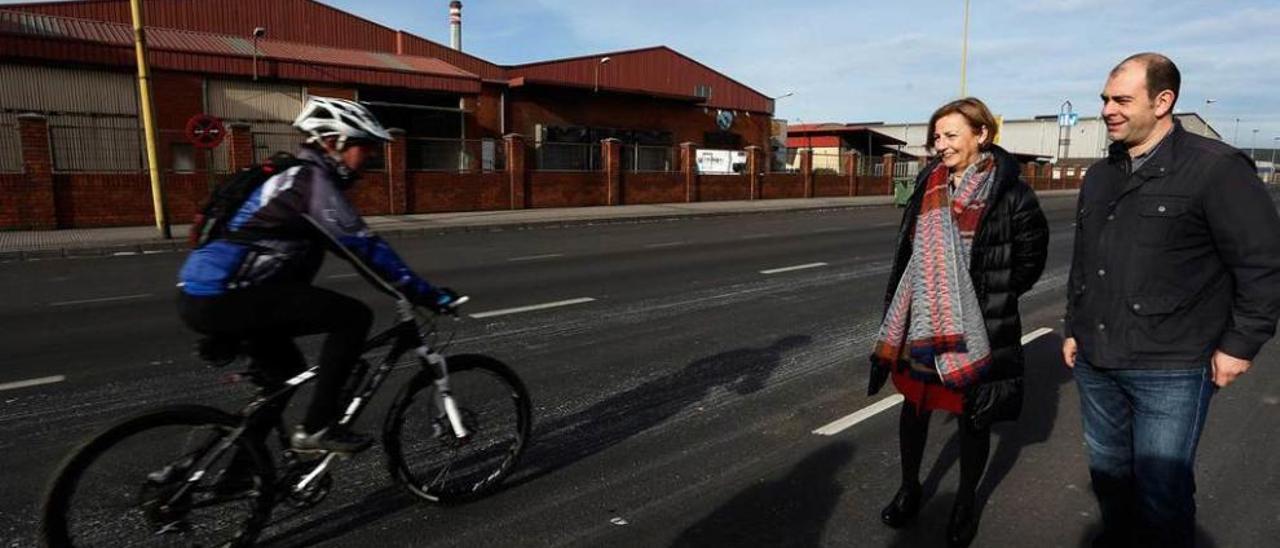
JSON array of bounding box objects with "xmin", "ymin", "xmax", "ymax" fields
[
  {"xmin": 179, "ymin": 285, "xmax": 374, "ymax": 432},
  {"xmin": 897, "ymin": 401, "xmax": 991, "ymax": 505}
]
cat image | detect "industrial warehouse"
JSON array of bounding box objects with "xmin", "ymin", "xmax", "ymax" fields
[{"xmin": 0, "ymin": 0, "xmax": 868, "ymax": 230}]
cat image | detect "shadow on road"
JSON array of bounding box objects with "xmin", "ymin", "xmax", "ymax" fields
[
  {"xmin": 887, "ymin": 334, "xmax": 1073, "ymax": 547},
  {"xmin": 257, "ymin": 334, "xmax": 811, "ymax": 546},
  {"xmin": 510, "ymin": 334, "xmax": 812, "ymax": 485},
  {"xmin": 671, "ymin": 441, "xmax": 855, "ymax": 548}
]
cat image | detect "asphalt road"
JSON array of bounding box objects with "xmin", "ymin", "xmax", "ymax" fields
[{"xmin": 2, "ymin": 193, "xmax": 1278, "ymax": 547}]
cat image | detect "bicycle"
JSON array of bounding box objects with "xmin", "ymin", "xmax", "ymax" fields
[{"xmin": 42, "ymin": 218, "xmax": 533, "ymax": 547}]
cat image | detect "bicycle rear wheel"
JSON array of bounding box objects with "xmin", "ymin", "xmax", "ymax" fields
[
  {"xmin": 42, "ymin": 405, "xmax": 275, "ymax": 548},
  {"xmin": 384, "ymin": 354, "xmax": 532, "ymax": 503}
]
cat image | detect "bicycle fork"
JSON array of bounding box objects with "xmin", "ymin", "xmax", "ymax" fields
[{"xmin": 418, "ymin": 346, "xmax": 471, "ymax": 440}]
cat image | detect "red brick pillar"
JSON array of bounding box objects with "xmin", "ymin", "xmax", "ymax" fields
[
  {"xmin": 680, "ymin": 142, "xmax": 698, "ymax": 202},
  {"xmin": 229, "ymin": 123, "xmax": 254, "ymax": 171},
  {"xmin": 16, "ymin": 113, "xmax": 56, "ymax": 230},
  {"xmin": 504, "ymin": 133, "xmax": 527, "ymax": 209},
  {"xmin": 800, "ymin": 148, "xmax": 814, "ymax": 198},
  {"xmin": 602, "ymin": 138, "xmax": 622, "ymax": 205},
  {"xmin": 882, "ymin": 154, "xmax": 895, "ymax": 195},
  {"xmin": 847, "ymin": 151, "xmax": 860, "ymax": 196},
  {"xmin": 1023, "ymin": 161, "xmax": 1037, "ymax": 179},
  {"xmin": 385, "ymin": 128, "xmax": 408, "ymax": 214},
  {"xmin": 745, "ymin": 145, "xmax": 763, "ymax": 200}
]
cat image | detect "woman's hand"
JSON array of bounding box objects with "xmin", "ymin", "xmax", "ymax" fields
[{"xmin": 1062, "ymin": 337, "xmax": 1078, "ymax": 368}]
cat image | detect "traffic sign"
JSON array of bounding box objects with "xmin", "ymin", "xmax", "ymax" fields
[{"xmin": 185, "ymin": 114, "xmax": 227, "ymax": 149}]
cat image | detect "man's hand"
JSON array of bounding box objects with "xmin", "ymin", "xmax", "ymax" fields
[
  {"xmin": 1062, "ymin": 337, "xmax": 1078, "ymax": 369},
  {"xmin": 1211, "ymin": 350, "xmax": 1251, "ymax": 388}
]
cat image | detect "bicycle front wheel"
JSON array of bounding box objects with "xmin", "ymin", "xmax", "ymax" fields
[
  {"xmin": 384, "ymin": 354, "xmax": 532, "ymax": 503},
  {"xmin": 42, "ymin": 405, "xmax": 275, "ymax": 548}
]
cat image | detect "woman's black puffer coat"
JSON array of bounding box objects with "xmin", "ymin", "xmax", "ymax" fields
[{"xmin": 868, "ymin": 145, "xmax": 1050, "ymax": 398}]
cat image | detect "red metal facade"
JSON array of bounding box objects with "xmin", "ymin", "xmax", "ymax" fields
[
  {"xmin": 508, "ymin": 47, "xmax": 773, "ymax": 114},
  {"xmin": 10, "ymin": 0, "xmax": 398, "ymax": 52}
]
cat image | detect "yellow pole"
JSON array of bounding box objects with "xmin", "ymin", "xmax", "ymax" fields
[
  {"xmin": 129, "ymin": 0, "xmax": 170, "ymax": 238},
  {"xmin": 960, "ymin": 0, "xmax": 970, "ymax": 97}
]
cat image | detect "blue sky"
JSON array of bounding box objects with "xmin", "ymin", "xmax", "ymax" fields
[
  {"xmin": 327, "ymin": 0, "xmax": 1278, "ymax": 151},
  {"xmin": 6, "ymin": 0, "xmax": 1279, "ymax": 151}
]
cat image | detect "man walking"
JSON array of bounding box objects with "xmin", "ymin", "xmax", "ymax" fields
[{"xmin": 1062, "ymin": 52, "xmax": 1280, "ymax": 547}]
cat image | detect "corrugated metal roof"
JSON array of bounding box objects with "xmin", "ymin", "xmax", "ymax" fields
[{"xmin": 0, "ymin": 9, "xmax": 478, "ymax": 81}]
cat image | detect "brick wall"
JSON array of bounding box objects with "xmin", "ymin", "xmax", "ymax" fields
[
  {"xmin": 619, "ymin": 172, "xmax": 684, "ymax": 204},
  {"xmin": 409, "ymin": 171, "xmax": 508, "ymax": 213},
  {"xmin": 346, "ymin": 171, "xmax": 391, "ymax": 215},
  {"xmin": 695, "ymin": 174, "xmax": 751, "ymax": 202},
  {"xmin": 527, "ymin": 172, "xmax": 607, "ymax": 208},
  {"xmin": 760, "ymin": 173, "xmax": 805, "ymax": 199},
  {"xmin": 811, "ymin": 174, "xmax": 847, "ymax": 197}
]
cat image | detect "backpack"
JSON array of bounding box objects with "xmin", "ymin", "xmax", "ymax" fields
[{"xmin": 188, "ymin": 153, "xmax": 306, "ymax": 248}]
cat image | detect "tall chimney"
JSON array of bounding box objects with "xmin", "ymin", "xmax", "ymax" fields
[{"xmin": 449, "ymin": 1, "xmax": 462, "ymax": 50}]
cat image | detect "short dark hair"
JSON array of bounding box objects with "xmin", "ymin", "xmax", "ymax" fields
[
  {"xmin": 1111, "ymin": 52, "xmax": 1181, "ymax": 108},
  {"xmin": 926, "ymin": 97, "xmax": 999, "ymax": 152}
]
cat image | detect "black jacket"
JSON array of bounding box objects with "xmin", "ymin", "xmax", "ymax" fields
[
  {"xmin": 869, "ymin": 145, "xmax": 1050, "ymax": 395},
  {"xmin": 1065, "ymin": 121, "xmax": 1280, "ymax": 368}
]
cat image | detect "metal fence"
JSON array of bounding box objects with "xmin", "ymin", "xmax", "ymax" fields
[
  {"xmin": 621, "ymin": 144, "xmax": 675, "ymax": 172},
  {"xmin": 49, "ymin": 115, "xmax": 145, "ymax": 172},
  {"xmin": 771, "ymin": 147, "xmax": 802, "ymax": 173},
  {"xmin": 535, "ymin": 142, "xmax": 601, "ymax": 171},
  {"xmin": 407, "ymin": 138, "xmax": 504, "ymax": 172},
  {"xmin": 811, "ymin": 152, "xmax": 846, "ymax": 175},
  {"xmin": 252, "ymin": 130, "xmax": 299, "ymax": 164},
  {"xmin": 0, "ymin": 116, "xmax": 19, "ymax": 173}
]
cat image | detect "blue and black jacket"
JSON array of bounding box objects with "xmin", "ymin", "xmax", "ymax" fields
[{"xmin": 178, "ymin": 146, "xmax": 434, "ymax": 299}]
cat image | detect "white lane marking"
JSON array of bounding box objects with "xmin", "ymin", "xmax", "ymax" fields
[
  {"xmin": 813, "ymin": 327, "xmax": 1055, "ymax": 437},
  {"xmin": 1021, "ymin": 327, "xmax": 1055, "ymax": 344},
  {"xmin": 470, "ymin": 297, "xmax": 597, "ymax": 319},
  {"xmin": 813, "ymin": 395, "xmax": 905, "ymax": 436},
  {"xmin": 507, "ymin": 253, "xmax": 564, "ymax": 262},
  {"xmin": 327, "ymin": 273, "xmax": 359, "ymax": 279},
  {"xmin": 0, "ymin": 375, "xmax": 66, "ymax": 392},
  {"xmin": 50, "ymin": 293, "xmax": 152, "ymax": 307},
  {"xmin": 760, "ymin": 262, "xmax": 828, "ymax": 275},
  {"xmin": 644, "ymin": 241, "xmax": 686, "ymax": 249},
  {"xmin": 112, "ymin": 251, "xmax": 138, "ymax": 256}
]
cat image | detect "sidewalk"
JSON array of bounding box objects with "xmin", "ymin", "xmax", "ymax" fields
[{"xmin": 0, "ymin": 191, "xmax": 1081, "ymax": 260}]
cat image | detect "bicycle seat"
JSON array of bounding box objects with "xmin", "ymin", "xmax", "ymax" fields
[{"xmin": 195, "ymin": 336, "xmax": 246, "ymax": 368}]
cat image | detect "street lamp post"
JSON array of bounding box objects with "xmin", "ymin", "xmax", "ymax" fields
[
  {"xmin": 593, "ymin": 56, "xmax": 611, "ymax": 93},
  {"xmin": 252, "ymin": 27, "xmax": 266, "ymax": 81},
  {"xmin": 1234, "ymin": 117, "xmax": 1240, "ymax": 146},
  {"xmin": 1251, "ymin": 128, "xmax": 1260, "ymax": 159}
]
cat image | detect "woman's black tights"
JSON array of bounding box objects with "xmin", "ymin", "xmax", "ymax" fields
[{"xmin": 897, "ymin": 401, "xmax": 991, "ymax": 504}]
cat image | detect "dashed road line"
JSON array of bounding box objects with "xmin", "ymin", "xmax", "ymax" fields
[
  {"xmin": 50, "ymin": 293, "xmax": 152, "ymax": 307},
  {"xmin": 470, "ymin": 297, "xmax": 597, "ymax": 319},
  {"xmin": 813, "ymin": 395, "xmax": 905, "ymax": 436},
  {"xmin": 0, "ymin": 375, "xmax": 66, "ymax": 392},
  {"xmin": 507, "ymin": 253, "xmax": 565, "ymax": 262},
  {"xmin": 760, "ymin": 262, "xmax": 828, "ymax": 275},
  {"xmin": 643, "ymin": 241, "xmax": 686, "ymax": 249}
]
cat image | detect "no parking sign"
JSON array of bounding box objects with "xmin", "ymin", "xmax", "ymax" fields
[{"xmin": 185, "ymin": 114, "xmax": 227, "ymax": 149}]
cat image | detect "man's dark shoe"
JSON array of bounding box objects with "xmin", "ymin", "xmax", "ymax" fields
[
  {"xmin": 880, "ymin": 483, "xmax": 922, "ymax": 528},
  {"xmin": 946, "ymin": 499, "xmax": 980, "ymax": 547},
  {"xmin": 290, "ymin": 425, "xmax": 373, "ymax": 454}
]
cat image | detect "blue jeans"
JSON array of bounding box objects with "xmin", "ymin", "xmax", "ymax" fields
[{"xmin": 1073, "ymin": 359, "xmax": 1215, "ymax": 548}]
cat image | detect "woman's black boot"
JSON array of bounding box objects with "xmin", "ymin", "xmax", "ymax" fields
[
  {"xmin": 946, "ymin": 498, "xmax": 979, "ymax": 547},
  {"xmin": 880, "ymin": 483, "xmax": 922, "ymax": 528}
]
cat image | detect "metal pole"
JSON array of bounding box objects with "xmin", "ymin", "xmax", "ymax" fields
[
  {"xmin": 129, "ymin": 0, "xmax": 169, "ymax": 238},
  {"xmin": 960, "ymin": 0, "xmax": 970, "ymax": 97},
  {"xmin": 1252, "ymin": 129, "xmax": 1259, "ymax": 159},
  {"xmin": 1234, "ymin": 118, "xmax": 1240, "ymax": 146}
]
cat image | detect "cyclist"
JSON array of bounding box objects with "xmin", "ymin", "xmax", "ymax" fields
[{"xmin": 177, "ymin": 97, "xmax": 460, "ymax": 454}]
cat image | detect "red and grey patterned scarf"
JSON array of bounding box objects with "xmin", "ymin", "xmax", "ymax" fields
[{"xmin": 872, "ymin": 153, "xmax": 996, "ymax": 388}]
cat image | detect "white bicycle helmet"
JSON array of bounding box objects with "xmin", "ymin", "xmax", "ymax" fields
[{"xmin": 293, "ymin": 97, "xmax": 393, "ymax": 148}]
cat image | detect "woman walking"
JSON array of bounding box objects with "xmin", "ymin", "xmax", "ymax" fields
[{"xmin": 868, "ymin": 97, "xmax": 1049, "ymax": 547}]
